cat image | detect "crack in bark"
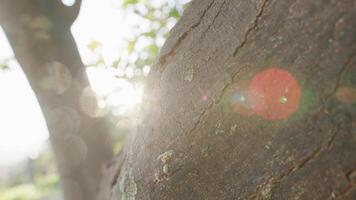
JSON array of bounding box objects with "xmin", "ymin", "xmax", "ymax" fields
[
  {"xmin": 272, "ymin": 49, "xmax": 356, "ymax": 191},
  {"xmin": 319, "ymin": 49, "xmax": 356, "ymax": 132},
  {"xmin": 247, "ymin": 129, "xmax": 340, "ymax": 199},
  {"xmin": 233, "ymin": 0, "xmax": 270, "ymax": 57},
  {"xmin": 325, "ymin": 49, "xmax": 356, "ymax": 101},
  {"xmin": 198, "ymin": 0, "xmax": 227, "ymax": 42},
  {"xmin": 144, "ymin": 0, "xmax": 354, "ymax": 198},
  {"xmin": 287, "ymin": 128, "xmax": 340, "ymax": 177},
  {"xmin": 246, "ymin": 70, "xmax": 356, "ymax": 197},
  {"xmin": 255, "ymin": 49, "xmax": 356, "ymax": 198},
  {"xmin": 184, "ymin": 65, "xmax": 248, "ymax": 137},
  {"xmin": 334, "ymin": 184, "xmax": 356, "ymax": 199},
  {"xmin": 157, "ymin": 0, "xmax": 216, "ymax": 67},
  {"xmin": 250, "ymin": 64, "xmax": 356, "ymax": 194},
  {"xmin": 184, "ymin": 0, "xmax": 271, "ymax": 138},
  {"xmin": 333, "ymin": 168, "xmax": 356, "ymax": 199}
]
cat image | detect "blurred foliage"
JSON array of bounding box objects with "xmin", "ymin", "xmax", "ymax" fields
[
  {"xmin": 0, "ymin": 184, "xmax": 43, "ymax": 200},
  {"xmin": 0, "ymin": 149, "xmax": 61, "ymax": 200},
  {"xmin": 0, "ymin": 57, "xmax": 12, "ymax": 71},
  {"xmin": 119, "ymin": 0, "xmax": 186, "ymax": 71},
  {"xmin": 0, "ymin": 0, "xmax": 188, "ymax": 199},
  {"xmin": 88, "ymin": 0, "xmax": 188, "ymax": 81}
]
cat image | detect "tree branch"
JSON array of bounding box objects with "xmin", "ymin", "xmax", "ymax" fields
[
  {"xmin": 54, "ymin": 0, "xmax": 83, "ymax": 25},
  {"xmin": 67, "ymin": 0, "xmax": 82, "ymax": 23}
]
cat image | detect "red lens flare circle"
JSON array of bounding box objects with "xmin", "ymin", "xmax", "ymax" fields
[{"xmin": 247, "ymin": 68, "xmax": 301, "ymax": 120}]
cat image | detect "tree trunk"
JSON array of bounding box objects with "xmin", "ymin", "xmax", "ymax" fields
[
  {"xmin": 0, "ymin": 1, "xmax": 113, "ymax": 200},
  {"xmin": 99, "ymin": 0, "xmax": 356, "ymax": 199}
]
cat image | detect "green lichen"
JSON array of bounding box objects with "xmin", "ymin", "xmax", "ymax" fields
[
  {"xmin": 116, "ymin": 148, "xmax": 137, "ymax": 200},
  {"xmin": 157, "ymin": 150, "xmax": 174, "ymax": 164}
]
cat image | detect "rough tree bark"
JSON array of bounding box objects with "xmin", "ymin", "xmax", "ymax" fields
[
  {"xmin": 0, "ymin": 1, "xmax": 113, "ymax": 200},
  {"xmin": 99, "ymin": 0, "xmax": 356, "ymax": 199}
]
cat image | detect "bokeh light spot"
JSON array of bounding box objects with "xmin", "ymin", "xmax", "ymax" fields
[
  {"xmin": 239, "ymin": 95, "xmax": 246, "ymax": 102},
  {"xmin": 202, "ymin": 95, "xmax": 209, "ymax": 101},
  {"xmin": 40, "ymin": 61, "xmax": 72, "ymax": 94},
  {"xmin": 248, "ymin": 68, "xmax": 301, "ymax": 120},
  {"xmin": 79, "ymin": 87, "xmax": 108, "ymax": 118},
  {"xmin": 48, "ymin": 106, "xmax": 81, "ymax": 137},
  {"xmin": 230, "ymin": 81, "xmax": 255, "ymax": 117},
  {"xmin": 335, "ymin": 86, "xmax": 356, "ymax": 104}
]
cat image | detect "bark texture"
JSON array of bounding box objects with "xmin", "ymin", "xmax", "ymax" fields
[
  {"xmin": 0, "ymin": 1, "xmax": 113, "ymax": 200},
  {"xmin": 100, "ymin": 0, "xmax": 356, "ymax": 199}
]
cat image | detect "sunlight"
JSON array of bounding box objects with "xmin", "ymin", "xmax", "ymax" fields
[
  {"xmin": 0, "ymin": 64, "xmax": 48, "ymax": 166},
  {"xmin": 0, "ymin": 0, "xmax": 145, "ymax": 165},
  {"xmin": 86, "ymin": 67, "xmax": 143, "ymax": 116},
  {"xmin": 61, "ymin": 0, "xmax": 75, "ymax": 6}
]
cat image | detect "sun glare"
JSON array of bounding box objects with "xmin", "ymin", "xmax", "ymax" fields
[
  {"xmin": 0, "ymin": 0, "xmax": 145, "ymax": 165},
  {"xmin": 86, "ymin": 67, "xmax": 144, "ymax": 116},
  {"xmin": 0, "ymin": 64, "xmax": 49, "ymax": 166}
]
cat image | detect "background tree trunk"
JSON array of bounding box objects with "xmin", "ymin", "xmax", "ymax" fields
[
  {"xmin": 0, "ymin": 1, "xmax": 113, "ymax": 200},
  {"xmin": 100, "ymin": 0, "xmax": 356, "ymax": 199}
]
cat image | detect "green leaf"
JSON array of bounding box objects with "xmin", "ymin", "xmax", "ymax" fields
[
  {"xmin": 169, "ymin": 8, "xmax": 180, "ymax": 19},
  {"xmin": 95, "ymin": 55, "xmax": 105, "ymax": 66},
  {"xmin": 111, "ymin": 58, "xmax": 121, "ymax": 68},
  {"xmin": 0, "ymin": 63, "xmax": 9, "ymax": 70},
  {"xmin": 122, "ymin": 0, "xmax": 139, "ymax": 7},
  {"xmin": 142, "ymin": 31, "xmax": 156, "ymax": 38},
  {"xmin": 87, "ymin": 40, "xmax": 102, "ymax": 52},
  {"xmin": 144, "ymin": 44, "xmax": 159, "ymax": 55},
  {"xmin": 127, "ymin": 39, "xmax": 137, "ymax": 54}
]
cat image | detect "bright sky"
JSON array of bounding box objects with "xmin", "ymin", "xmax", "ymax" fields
[{"xmin": 0, "ymin": 0, "xmax": 143, "ymax": 166}]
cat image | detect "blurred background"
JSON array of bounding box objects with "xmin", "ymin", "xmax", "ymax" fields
[{"xmin": 0, "ymin": 0, "xmax": 189, "ymax": 199}]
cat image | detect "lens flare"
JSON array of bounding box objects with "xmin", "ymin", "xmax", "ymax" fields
[
  {"xmin": 335, "ymin": 86, "xmax": 356, "ymax": 104},
  {"xmin": 247, "ymin": 68, "xmax": 301, "ymax": 120},
  {"xmin": 202, "ymin": 95, "xmax": 209, "ymax": 101},
  {"xmin": 230, "ymin": 80, "xmax": 255, "ymax": 117}
]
